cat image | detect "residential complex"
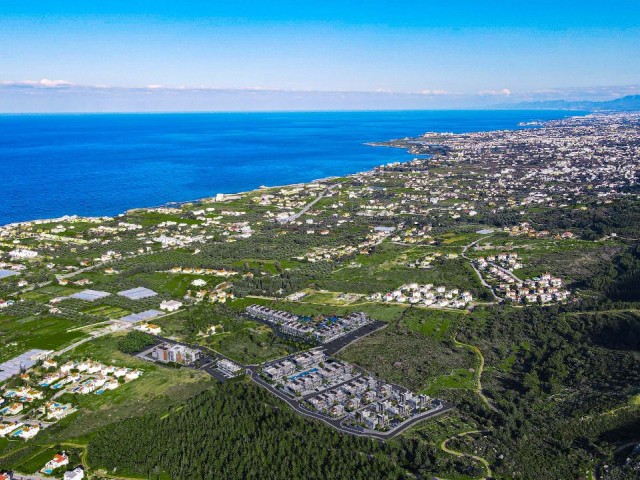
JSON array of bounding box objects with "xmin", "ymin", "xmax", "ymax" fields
[
  {"xmin": 261, "ymin": 351, "xmax": 442, "ymax": 433},
  {"xmin": 246, "ymin": 305, "xmax": 371, "ymax": 344}
]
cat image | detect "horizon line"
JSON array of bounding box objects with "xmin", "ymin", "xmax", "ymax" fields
[{"xmin": 0, "ymin": 107, "xmax": 594, "ymax": 115}]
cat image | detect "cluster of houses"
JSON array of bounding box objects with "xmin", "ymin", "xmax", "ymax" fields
[
  {"xmin": 481, "ymin": 251, "xmax": 524, "ymax": 270},
  {"xmin": 0, "ymin": 358, "xmax": 142, "ymax": 441},
  {"xmin": 262, "ymin": 350, "xmax": 441, "ymax": 432},
  {"xmin": 503, "ymin": 223, "xmax": 551, "ymax": 238},
  {"xmin": 297, "ymin": 228, "xmax": 392, "ymax": 263},
  {"xmin": 44, "ymin": 359, "xmax": 142, "ymax": 395},
  {"xmin": 188, "ymin": 281, "xmax": 235, "ymax": 304},
  {"xmin": 310, "ymin": 376, "xmax": 437, "ymax": 432},
  {"xmin": 406, "ymin": 252, "xmax": 442, "ymax": 269},
  {"xmin": 0, "ymin": 420, "xmax": 41, "ymax": 440},
  {"xmin": 502, "ymin": 222, "xmax": 576, "ymax": 240},
  {"xmin": 500, "ymin": 274, "xmax": 570, "ymax": 304},
  {"xmin": 350, "ymin": 388, "xmax": 438, "ymax": 431},
  {"xmin": 390, "ymin": 225, "xmax": 434, "ymax": 244},
  {"xmin": 167, "ymin": 266, "xmax": 238, "ymax": 277},
  {"xmin": 263, "ymin": 351, "xmax": 355, "ymax": 396},
  {"xmin": 262, "ymin": 351, "xmax": 358, "ymax": 397},
  {"xmin": 246, "ymin": 305, "xmax": 371, "ymax": 344},
  {"xmin": 474, "ymin": 256, "xmax": 570, "ymax": 304},
  {"xmin": 368, "ymin": 283, "xmax": 473, "ymax": 309}
]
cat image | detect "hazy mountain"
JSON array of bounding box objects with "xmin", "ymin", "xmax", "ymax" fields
[{"xmin": 495, "ymin": 94, "xmax": 640, "ymax": 111}]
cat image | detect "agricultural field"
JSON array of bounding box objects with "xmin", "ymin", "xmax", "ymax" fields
[
  {"xmin": 0, "ymin": 314, "xmax": 87, "ymax": 362},
  {"xmin": 81, "ymin": 304, "xmax": 130, "ymax": 319}
]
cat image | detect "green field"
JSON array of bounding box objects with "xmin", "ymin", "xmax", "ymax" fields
[
  {"xmin": 404, "ymin": 309, "xmax": 464, "ymax": 340},
  {"xmin": 0, "ymin": 314, "xmax": 87, "ymax": 362},
  {"xmin": 81, "ymin": 304, "xmax": 130, "ymax": 318},
  {"xmin": 203, "ymin": 322, "xmax": 297, "ymax": 364}
]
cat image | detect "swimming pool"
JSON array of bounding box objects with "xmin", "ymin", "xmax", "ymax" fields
[{"xmin": 289, "ymin": 367, "xmax": 319, "ymax": 381}]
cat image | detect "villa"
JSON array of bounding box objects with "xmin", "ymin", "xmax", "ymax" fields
[
  {"xmin": 41, "ymin": 452, "xmax": 69, "ymax": 473},
  {"xmin": 15, "ymin": 424, "xmax": 40, "ymax": 440},
  {"xmin": 0, "ymin": 421, "xmax": 22, "ymax": 437}
]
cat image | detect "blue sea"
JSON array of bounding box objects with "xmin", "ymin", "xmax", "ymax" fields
[{"xmin": 0, "ymin": 110, "xmax": 581, "ymax": 225}]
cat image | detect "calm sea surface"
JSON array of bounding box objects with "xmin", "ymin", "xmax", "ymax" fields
[{"xmin": 0, "ymin": 110, "xmax": 582, "ymax": 225}]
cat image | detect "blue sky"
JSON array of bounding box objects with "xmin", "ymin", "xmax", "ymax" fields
[{"xmin": 1, "ymin": 1, "xmax": 639, "ymax": 111}]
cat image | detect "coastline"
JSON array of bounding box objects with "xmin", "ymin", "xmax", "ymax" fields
[
  {"xmin": 0, "ymin": 110, "xmax": 580, "ymax": 229},
  {"xmin": 0, "ymin": 175, "xmax": 347, "ymax": 229}
]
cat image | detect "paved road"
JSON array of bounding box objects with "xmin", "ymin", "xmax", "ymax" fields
[
  {"xmin": 487, "ymin": 261, "xmax": 522, "ymax": 283},
  {"xmin": 322, "ymin": 321, "xmax": 387, "ymax": 356},
  {"xmin": 13, "ymin": 473, "xmax": 52, "ymax": 480},
  {"xmin": 461, "ymin": 235, "xmax": 500, "ymax": 302},
  {"xmin": 54, "ymin": 326, "xmax": 120, "ymax": 356},
  {"xmin": 280, "ymin": 185, "xmax": 337, "ymax": 224}
]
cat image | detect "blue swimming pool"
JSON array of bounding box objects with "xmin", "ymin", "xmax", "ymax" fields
[{"xmin": 289, "ymin": 367, "xmax": 319, "ymax": 381}]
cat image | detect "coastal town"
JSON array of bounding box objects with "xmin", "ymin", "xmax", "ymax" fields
[{"xmin": 0, "ymin": 112, "xmax": 639, "ymax": 479}]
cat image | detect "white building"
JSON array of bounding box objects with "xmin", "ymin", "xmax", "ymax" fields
[
  {"xmin": 64, "ymin": 467, "xmax": 85, "ymax": 480},
  {"xmin": 160, "ymin": 300, "xmax": 183, "ymax": 312}
]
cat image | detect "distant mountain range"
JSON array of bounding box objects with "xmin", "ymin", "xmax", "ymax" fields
[{"xmin": 495, "ymin": 94, "xmax": 640, "ymax": 111}]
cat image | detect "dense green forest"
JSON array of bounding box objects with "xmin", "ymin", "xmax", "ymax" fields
[
  {"xmin": 117, "ymin": 331, "xmax": 157, "ymax": 354},
  {"xmin": 87, "ymin": 381, "xmax": 454, "ymax": 480},
  {"xmin": 454, "ymin": 304, "xmax": 640, "ymax": 478}
]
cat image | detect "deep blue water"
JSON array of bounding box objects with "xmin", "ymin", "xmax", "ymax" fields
[{"xmin": 0, "ymin": 110, "xmax": 581, "ymax": 225}]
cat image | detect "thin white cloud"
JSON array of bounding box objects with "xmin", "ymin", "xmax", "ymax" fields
[
  {"xmin": 1, "ymin": 79, "xmax": 73, "ymax": 88},
  {"xmin": 478, "ymin": 88, "xmax": 511, "ymax": 96},
  {"xmin": 418, "ymin": 89, "xmax": 449, "ymax": 96}
]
